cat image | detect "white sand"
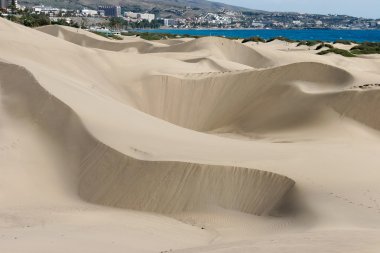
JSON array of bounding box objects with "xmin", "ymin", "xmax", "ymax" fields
[{"xmin": 1, "ymin": 20, "xmax": 380, "ymax": 252}]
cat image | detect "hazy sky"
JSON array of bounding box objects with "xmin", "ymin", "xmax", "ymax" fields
[{"xmin": 214, "ymin": 0, "xmax": 380, "ymax": 19}]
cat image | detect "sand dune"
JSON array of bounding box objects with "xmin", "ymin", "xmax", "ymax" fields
[
  {"xmin": 36, "ymin": 25, "xmax": 167, "ymax": 53},
  {"xmin": 134, "ymin": 62, "xmax": 354, "ymax": 132},
  {"xmin": 2, "ymin": 18, "xmax": 380, "ymax": 253},
  {"xmin": 148, "ymin": 37, "xmax": 275, "ymax": 68},
  {"xmin": 0, "ymin": 61, "xmax": 293, "ymax": 216},
  {"xmin": 37, "ymin": 25, "xmax": 273, "ymax": 68}
]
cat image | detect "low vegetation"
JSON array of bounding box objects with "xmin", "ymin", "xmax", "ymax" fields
[
  {"xmin": 266, "ymin": 36, "xmax": 297, "ymax": 43},
  {"xmin": 130, "ymin": 32, "xmax": 178, "ymax": 40},
  {"xmin": 51, "ymin": 19, "xmax": 84, "ymax": 28},
  {"xmin": 334, "ymin": 40, "xmax": 353, "ymax": 45},
  {"xmin": 315, "ymin": 43, "xmax": 334, "ymax": 50},
  {"xmin": 93, "ymin": 31, "xmax": 123, "ymax": 40},
  {"xmin": 296, "ymin": 40, "xmax": 322, "ymax": 47},
  {"xmin": 122, "ymin": 31, "xmax": 202, "ymax": 40},
  {"xmin": 350, "ymin": 42, "xmax": 380, "ymax": 55},
  {"xmin": 317, "ymin": 48, "xmax": 356, "ymax": 57},
  {"xmin": 242, "ymin": 36, "xmax": 266, "ymax": 43},
  {"xmin": 5, "ymin": 10, "xmax": 83, "ymax": 28},
  {"xmin": 6, "ymin": 12, "xmax": 50, "ymax": 27},
  {"xmin": 109, "ymin": 17, "xmax": 161, "ymax": 30}
]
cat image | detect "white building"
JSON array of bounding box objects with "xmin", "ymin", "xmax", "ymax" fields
[
  {"xmin": 32, "ymin": 5, "xmax": 60, "ymax": 16},
  {"xmin": 125, "ymin": 11, "xmax": 138, "ymax": 19},
  {"xmin": 82, "ymin": 9, "xmax": 98, "ymax": 17},
  {"xmin": 164, "ymin": 19, "xmax": 176, "ymax": 27},
  {"xmin": 315, "ymin": 20, "xmax": 323, "ymax": 26},
  {"xmin": 50, "ymin": 17, "xmax": 71, "ymax": 24},
  {"xmin": 32, "ymin": 5, "xmax": 43, "ymax": 12},
  {"xmin": 251, "ymin": 21, "xmax": 264, "ymax": 28},
  {"xmin": 125, "ymin": 11, "xmax": 155, "ymax": 22},
  {"xmin": 138, "ymin": 13, "xmax": 155, "ymax": 22}
]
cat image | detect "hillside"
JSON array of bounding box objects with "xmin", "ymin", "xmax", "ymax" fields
[{"xmin": 18, "ymin": 0, "xmax": 263, "ymax": 17}]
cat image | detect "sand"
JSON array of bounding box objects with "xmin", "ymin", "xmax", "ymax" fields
[{"xmin": 1, "ymin": 20, "xmax": 380, "ymax": 252}]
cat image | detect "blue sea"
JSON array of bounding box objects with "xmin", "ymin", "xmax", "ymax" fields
[{"xmin": 138, "ymin": 29, "xmax": 380, "ymax": 42}]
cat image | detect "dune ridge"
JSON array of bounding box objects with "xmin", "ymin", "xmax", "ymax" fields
[
  {"xmin": 36, "ymin": 25, "xmax": 164, "ymax": 53},
  {"xmin": 0, "ymin": 60, "xmax": 294, "ymax": 215},
  {"xmin": 37, "ymin": 25, "xmax": 274, "ymax": 68},
  {"xmin": 135, "ymin": 62, "xmax": 354, "ymax": 132},
  {"xmin": 79, "ymin": 145, "xmax": 294, "ymax": 215}
]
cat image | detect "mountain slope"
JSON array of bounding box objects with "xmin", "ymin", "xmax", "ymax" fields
[{"xmin": 19, "ymin": 0, "xmax": 263, "ymax": 14}]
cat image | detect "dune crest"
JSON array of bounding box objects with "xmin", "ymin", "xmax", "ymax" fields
[
  {"xmin": 135, "ymin": 62, "xmax": 354, "ymax": 133},
  {"xmin": 37, "ymin": 25, "xmax": 274, "ymax": 68}
]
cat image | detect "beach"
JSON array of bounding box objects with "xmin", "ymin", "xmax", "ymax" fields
[{"xmin": 1, "ymin": 18, "xmax": 380, "ymax": 252}]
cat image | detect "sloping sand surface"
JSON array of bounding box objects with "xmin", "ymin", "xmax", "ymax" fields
[
  {"xmin": 2, "ymin": 19, "xmax": 380, "ymax": 252},
  {"xmin": 37, "ymin": 25, "xmax": 273, "ymax": 68},
  {"xmin": 0, "ymin": 61, "xmax": 293, "ymax": 216},
  {"xmin": 36, "ymin": 25, "xmax": 167, "ymax": 53}
]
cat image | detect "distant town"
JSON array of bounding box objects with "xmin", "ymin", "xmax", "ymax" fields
[{"xmin": 1, "ymin": 0, "xmax": 380, "ymax": 31}]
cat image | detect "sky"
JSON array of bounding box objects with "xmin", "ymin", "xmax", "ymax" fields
[{"xmin": 214, "ymin": 0, "xmax": 380, "ymax": 19}]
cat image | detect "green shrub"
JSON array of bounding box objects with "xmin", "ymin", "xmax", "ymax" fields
[
  {"xmin": 317, "ymin": 48, "xmax": 356, "ymax": 57},
  {"xmin": 112, "ymin": 35, "xmax": 123, "ymax": 40},
  {"xmin": 333, "ymin": 40, "xmax": 353, "ymax": 45},
  {"xmin": 266, "ymin": 36, "xmax": 296, "ymax": 43},
  {"xmin": 121, "ymin": 31, "xmax": 202, "ymax": 40},
  {"xmin": 122, "ymin": 32, "xmax": 171, "ymax": 40},
  {"xmin": 297, "ymin": 40, "xmax": 322, "ymax": 47},
  {"xmin": 350, "ymin": 42, "xmax": 380, "ymax": 55},
  {"xmin": 315, "ymin": 43, "xmax": 324, "ymax": 50},
  {"xmin": 20, "ymin": 13, "xmax": 50, "ymax": 27},
  {"xmin": 242, "ymin": 36, "xmax": 266, "ymax": 43},
  {"xmin": 182, "ymin": 34, "xmax": 201, "ymax": 38},
  {"xmin": 315, "ymin": 43, "xmax": 334, "ymax": 50}
]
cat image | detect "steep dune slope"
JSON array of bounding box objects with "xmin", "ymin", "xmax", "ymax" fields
[
  {"xmin": 134, "ymin": 62, "xmax": 354, "ymax": 132},
  {"xmin": 329, "ymin": 89, "xmax": 380, "ymax": 132}
]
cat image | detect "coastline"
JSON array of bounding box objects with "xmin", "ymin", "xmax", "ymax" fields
[
  {"xmin": 134, "ymin": 28, "xmax": 380, "ymax": 42},
  {"xmin": 136, "ymin": 28, "xmax": 380, "ymax": 31}
]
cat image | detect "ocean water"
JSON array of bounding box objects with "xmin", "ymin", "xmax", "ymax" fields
[{"xmin": 138, "ymin": 29, "xmax": 380, "ymax": 42}]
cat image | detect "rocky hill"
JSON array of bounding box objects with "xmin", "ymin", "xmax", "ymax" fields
[{"xmin": 18, "ymin": 0, "xmax": 264, "ymax": 18}]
